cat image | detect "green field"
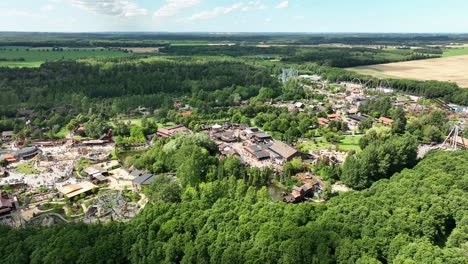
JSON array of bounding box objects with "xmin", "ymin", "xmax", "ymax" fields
[
  {"xmin": 443, "ymin": 47, "xmax": 468, "ymax": 57},
  {"xmin": 0, "ymin": 46, "xmax": 134, "ymax": 67},
  {"xmin": 338, "ymin": 135, "xmax": 363, "ymax": 151}
]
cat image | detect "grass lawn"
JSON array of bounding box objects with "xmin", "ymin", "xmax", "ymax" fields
[
  {"xmin": 110, "ymin": 118, "xmax": 143, "ymax": 127},
  {"xmin": 443, "ymin": 47, "xmax": 468, "ymax": 57},
  {"xmin": 300, "ymin": 137, "xmax": 334, "ymax": 151},
  {"xmin": 337, "ymin": 135, "xmax": 363, "ymax": 152},
  {"xmin": 16, "ymin": 161, "xmax": 41, "ymax": 174}
]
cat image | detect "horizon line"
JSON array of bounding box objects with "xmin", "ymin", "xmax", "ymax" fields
[{"xmin": 1, "ymin": 31, "xmax": 468, "ymax": 35}]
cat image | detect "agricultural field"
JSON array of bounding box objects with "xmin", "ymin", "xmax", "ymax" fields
[
  {"xmin": 0, "ymin": 46, "xmax": 134, "ymax": 67},
  {"xmin": 443, "ymin": 47, "xmax": 468, "ymax": 57},
  {"xmin": 348, "ymin": 54, "xmax": 468, "ymax": 88}
]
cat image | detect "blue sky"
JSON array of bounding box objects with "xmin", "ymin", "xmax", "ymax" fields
[{"xmin": 1, "ymin": 0, "xmax": 467, "ymax": 32}]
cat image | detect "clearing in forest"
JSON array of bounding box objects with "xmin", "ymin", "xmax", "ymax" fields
[{"xmin": 348, "ymin": 55, "xmax": 468, "ymax": 88}]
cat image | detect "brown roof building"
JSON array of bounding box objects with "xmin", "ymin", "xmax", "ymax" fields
[
  {"xmin": 327, "ymin": 113, "xmax": 341, "ymax": 121},
  {"xmin": 156, "ymin": 125, "xmax": 192, "ymax": 138},
  {"xmin": 268, "ymin": 141, "xmax": 299, "ymax": 162},
  {"xmin": 378, "ymin": 117, "xmax": 394, "ymax": 126},
  {"xmin": 318, "ymin": 118, "xmax": 329, "ymax": 126}
]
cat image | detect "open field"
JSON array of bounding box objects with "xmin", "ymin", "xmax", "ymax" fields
[
  {"xmin": 299, "ymin": 135, "xmax": 363, "ymax": 152},
  {"xmin": 0, "ymin": 47, "xmax": 133, "ymax": 67},
  {"xmin": 348, "ymin": 55, "xmax": 468, "ymax": 88},
  {"xmin": 443, "ymin": 47, "xmax": 468, "ymax": 57}
]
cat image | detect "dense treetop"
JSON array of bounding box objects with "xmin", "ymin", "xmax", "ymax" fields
[{"xmin": 0, "ymin": 151, "xmax": 466, "ymax": 263}]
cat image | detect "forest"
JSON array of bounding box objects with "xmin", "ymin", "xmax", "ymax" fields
[
  {"xmin": 0, "ymin": 58, "xmax": 277, "ymax": 117},
  {"xmin": 0, "ymin": 150, "xmax": 466, "ymax": 263},
  {"xmin": 162, "ymin": 46, "xmax": 438, "ymax": 67}
]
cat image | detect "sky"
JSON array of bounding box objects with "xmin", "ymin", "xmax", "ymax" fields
[{"xmin": 1, "ymin": 0, "xmax": 468, "ymax": 33}]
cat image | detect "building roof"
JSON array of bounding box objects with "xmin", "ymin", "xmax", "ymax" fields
[
  {"xmin": 82, "ymin": 139, "xmax": 107, "ymax": 145},
  {"xmin": 93, "ymin": 174, "xmax": 108, "ymax": 182},
  {"xmin": 348, "ymin": 115, "xmax": 368, "ymax": 122},
  {"xmin": 293, "ymin": 185, "xmax": 302, "ymax": 193},
  {"xmin": 244, "ymin": 145, "xmax": 270, "ymax": 160},
  {"xmin": 2, "ymin": 154, "xmax": 16, "ymax": 160},
  {"xmin": 132, "ymin": 173, "xmax": 156, "ymax": 185},
  {"xmin": 58, "ymin": 182, "xmax": 98, "ymax": 198},
  {"xmin": 252, "ymin": 132, "xmax": 272, "ymax": 139},
  {"xmin": 84, "ymin": 166, "xmax": 103, "ymax": 176},
  {"xmin": 157, "ymin": 125, "xmax": 191, "ymax": 138},
  {"xmin": 327, "ymin": 113, "xmax": 341, "ymax": 119},
  {"xmin": 294, "ymin": 102, "xmax": 304, "ymax": 108},
  {"xmin": 17, "ymin": 146, "xmax": 38, "ymax": 155},
  {"xmin": 130, "ymin": 169, "xmax": 144, "ymax": 178},
  {"xmin": 180, "ymin": 111, "xmax": 192, "ymax": 116},
  {"xmin": 318, "ymin": 118, "xmax": 329, "ymax": 126},
  {"xmin": 57, "ymin": 184, "xmax": 82, "ymax": 195},
  {"xmin": 378, "ymin": 117, "xmax": 394, "ymax": 125},
  {"xmin": 1, "ymin": 131, "xmax": 13, "ymax": 137},
  {"xmin": 268, "ymin": 141, "xmax": 298, "ymax": 160},
  {"xmin": 245, "ymin": 127, "xmax": 260, "ymax": 134},
  {"xmin": 302, "ymin": 183, "xmax": 314, "ymax": 192}
]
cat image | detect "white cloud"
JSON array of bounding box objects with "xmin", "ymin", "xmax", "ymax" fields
[
  {"xmin": 190, "ymin": 1, "xmax": 268, "ymax": 20},
  {"xmin": 154, "ymin": 0, "xmax": 201, "ymax": 18},
  {"xmin": 70, "ymin": 0, "xmax": 148, "ymax": 17},
  {"xmin": 275, "ymin": 1, "xmax": 288, "ymax": 9},
  {"xmin": 190, "ymin": 2, "xmax": 243, "ymax": 20},
  {"xmin": 41, "ymin": 4, "xmax": 56, "ymax": 12},
  {"xmin": 241, "ymin": 1, "xmax": 267, "ymax": 12}
]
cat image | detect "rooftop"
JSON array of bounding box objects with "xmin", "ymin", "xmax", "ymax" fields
[
  {"xmin": 133, "ymin": 173, "xmax": 156, "ymax": 185},
  {"xmin": 268, "ymin": 141, "xmax": 298, "ymax": 160}
]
